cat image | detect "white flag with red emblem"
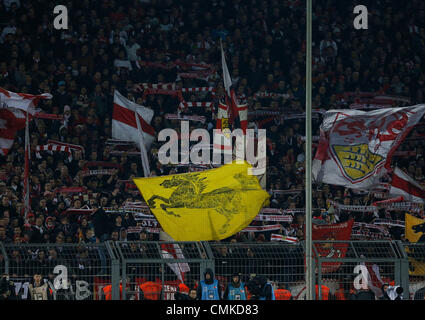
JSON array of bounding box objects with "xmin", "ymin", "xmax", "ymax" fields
[
  {"xmin": 312, "ymin": 105, "xmax": 425, "ymax": 189},
  {"xmin": 389, "ymin": 167, "xmax": 425, "ymax": 203}
]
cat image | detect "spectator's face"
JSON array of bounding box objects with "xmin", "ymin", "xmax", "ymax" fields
[
  {"xmin": 100, "ymin": 197, "xmax": 107, "ymax": 206},
  {"xmin": 49, "ymin": 249, "xmax": 57, "ymax": 259},
  {"xmin": 56, "ymin": 234, "xmax": 64, "ymax": 243},
  {"xmin": 34, "ymin": 275, "xmax": 42, "ymax": 283},
  {"xmin": 189, "ymin": 290, "xmax": 197, "ymax": 299}
]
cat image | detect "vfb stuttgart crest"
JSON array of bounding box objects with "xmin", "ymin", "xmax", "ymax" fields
[{"xmin": 332, "ymin": 144, "xmax": 384, "ymax": 182}]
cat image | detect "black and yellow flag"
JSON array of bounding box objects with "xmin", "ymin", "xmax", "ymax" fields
[
  {"xmin": 133, "ymin": 162, "xmax": 269, "ymax": 241},
  {"xmin": 405, "ymin": 213, "xmax": 425, "ymax": 275}
]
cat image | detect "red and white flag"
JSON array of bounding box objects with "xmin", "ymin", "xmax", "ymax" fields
[
  {"xmin": 213, "ymin": 102, "xmax": 232, "ymax": 156},
  {"xmin": 0, "ymin": 88, "xmax": 52, "ymax": 156},
  {"xmin": 0, "ymin": 88, "xmax": 52, "ymax": 218},
  {"xmin": 270, "ymin": 234, "xmax": 299, "ymax": 243},
  {"xmin": 313, "ymin": 105, "xmax": 425, "ymax": 189},
  {"xmin": 0, "ymin": 87, "xmax": 52, "ymax": 114},
  {"xmin": 112, "ymin": 90, "xmax": 155, "ymax": 176},
  {"xmin": 389, "ymin": 167, "xmax": 425, "ymax": 203},
  {"xmin": 0, "ymin": 107, "xmax": 26, "ymax": 156},
  {"xmin": 159, "ymin": 232, "xmax": 190, "ymax": 282}
]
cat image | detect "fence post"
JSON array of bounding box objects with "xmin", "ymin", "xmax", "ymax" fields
[
  {"xmin": 201, "ymin": 241, "xmax": 215, "ymax": 277},
  {"xmin": 395, "ymin": 241, "xmax": 410, "ymax": 300},
  {"xmin": 105, "ymin": 241, "xmax": 121, "ymax": 301},
  {"xmin": 0, "ymin": 242, "xmax": 8, "ymax": 274},
  {"xmin": 316, "ymin": 257, "xmax": 321, "ymax": 300},
  {"xmin": 312, "ymin": 256, "xmax": 316, "ymax": 300}
]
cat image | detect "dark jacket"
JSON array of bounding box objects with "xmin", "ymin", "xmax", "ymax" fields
[
  {"xmin": 354, "ymin": 289, "xmax": 376, "ymax": 300},
  {"xmin": 91, "ymin": 207, "xmax": 111, "ymax": 238}
]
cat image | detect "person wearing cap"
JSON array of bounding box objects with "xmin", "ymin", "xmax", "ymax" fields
[{"xmin": 53, "ymin": 80, "xmax": 71, "ymax": 111}]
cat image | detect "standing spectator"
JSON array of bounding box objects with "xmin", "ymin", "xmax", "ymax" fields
[
  {"xmin": 197, "ymin": 268, "xmax": 221, "ymax": 300},
  {"xmin": 223, "ymin": 272, "xmax": 247, "ymax": 300}
]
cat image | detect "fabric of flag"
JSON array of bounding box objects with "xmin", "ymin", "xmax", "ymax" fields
[
  {"xmin": 405, "ymin": 213, "xmax": 425, "ymax": 276},
  {"xmin": 159, "ymin": 231, "xmax": 190, "ymax": 282},
  {"xmin": 160, "ymin": 243, "xmax": 190, "ymax": 282},
  {"xmin": 0, "ymin": 107, "xmax": 26, "ymax": 155},
  {"xmin": 312, "ymin": 219, "xmax": 354, "ymax": 273},
  {"xmin": 0, "ymin": 88, "xmax": 52, "ymax": 156},
  {"xmin": 112, "ymin": 90, "xmax": 155, "ymax": 149},
  {"xmin": 237, "ymin": 103, "xmax": 248, "ymax": 134},
  {"xmin": 312, "ymin": 105, "xmax": 425, "ymax": 189},
  {"xmin": 133, "ymin": 161, "xmax": 269, "ymax": 241},
  {"xmin": 0, "ymin": 87, "xmax": 52, "ymax": 114},
  {"xmin": 213, "ymin": 102, "xmax": 232, "ymax": 156},
  {"xmin": 112, "ymin": 90, "xmax": 155, "ymax": 176},
  {"xmin": 389, "ymin": 167, "xmax": 425, "ymax": 203}
]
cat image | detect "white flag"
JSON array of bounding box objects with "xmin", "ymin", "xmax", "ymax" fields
[{"xmin": 313, "ymin": 105, "xmax": 425, "ymax": 189}]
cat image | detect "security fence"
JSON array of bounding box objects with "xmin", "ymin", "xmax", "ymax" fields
[
  {"xmin": 400, "ymin": 242, "xmax": 425, "ymax": 300},
  {"xmin": 209, "ymin": 242, "xmax": 305, "ymax": 299},
  {"xmin": 0, "ymin": 240, "xmax": 424, "ymax": 300},
  {"xmin": 1, "ymin": 242, "xmax": 116, "ymax": 300},
  {"xmin": 313, "ymin": 241, "xmax": 409, "ymax": 300}
]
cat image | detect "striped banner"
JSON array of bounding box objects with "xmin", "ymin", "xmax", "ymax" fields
[
  {"xmin": 254, "ymin": 214, "xmax": 293, "ymax": 222},
  {"xmin": 178, "ymin": 101, "xmax": 214, "ymax": 112},
  {"xmin": 164, "ymin": 113, "xmax": 206, "ymax": 123},
  {"xmin": 270, "ymin": 234, "xmax": 299, "ymax": 243},
  {"xmin": 240, "ymin": 224, "xmax": 282, "ymax": 233}
]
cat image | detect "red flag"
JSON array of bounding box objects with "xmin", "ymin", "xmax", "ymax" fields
[{"xmin": 311, "ymin": 219, "xmax": 354, "ymax": 273}]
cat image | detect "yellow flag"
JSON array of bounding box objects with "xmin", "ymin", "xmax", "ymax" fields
[
  {"xmin": 405, "ymin": 213, "xmax": 425, "ymax": 275},
  {"xmin": 133, "ymin": 162, "xmax": 269, "ymax": 241},
  {"xmin": 405, "ymin": 213, "xmax": 425, "ymax": 243}
]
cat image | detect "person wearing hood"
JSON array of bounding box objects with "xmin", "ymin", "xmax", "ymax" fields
[
  {"xmin": 223, "ymin": 273, "xmax": 247, "ymax": 300},
  {"xmin": 197, "ymin": 268, "xmax": 221, "ymax": 300},
  {"xmin": 256, "ymin": 275, "xmax": 275, "ymax": 300},
  {"xmin": 247, "ymin": 275, "xmax": 275, "ymax": 300}
]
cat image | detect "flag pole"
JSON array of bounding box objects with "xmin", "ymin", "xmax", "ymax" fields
[
  {"xmin": 305, "ymin": 0, "xmax": 314, "ymax": 300},
  {"xmin": 24, "ymin": 111, "xmax": 30, "ymax": 219},
  {"xmin": 134, "ymin": 110, "xmax": 151, "ymax": 177}
]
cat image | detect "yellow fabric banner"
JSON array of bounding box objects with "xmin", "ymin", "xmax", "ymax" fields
[
  {"xmin": 133, "ymin": 162, "xmax": 269, "ymax": 241},
  {"xmin": 405, "ymin": 213, "xmax": 425, "ymax": 276}
]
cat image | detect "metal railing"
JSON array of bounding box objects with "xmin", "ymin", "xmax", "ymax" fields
[{"xmin": 0, "ymin": 240, "xmax": 424, "ymax": 300}]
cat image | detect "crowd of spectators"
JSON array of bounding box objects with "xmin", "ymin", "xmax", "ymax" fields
[{"xmin": 0, "ymin": 0, "xmax": 424, "ymax": 255}]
